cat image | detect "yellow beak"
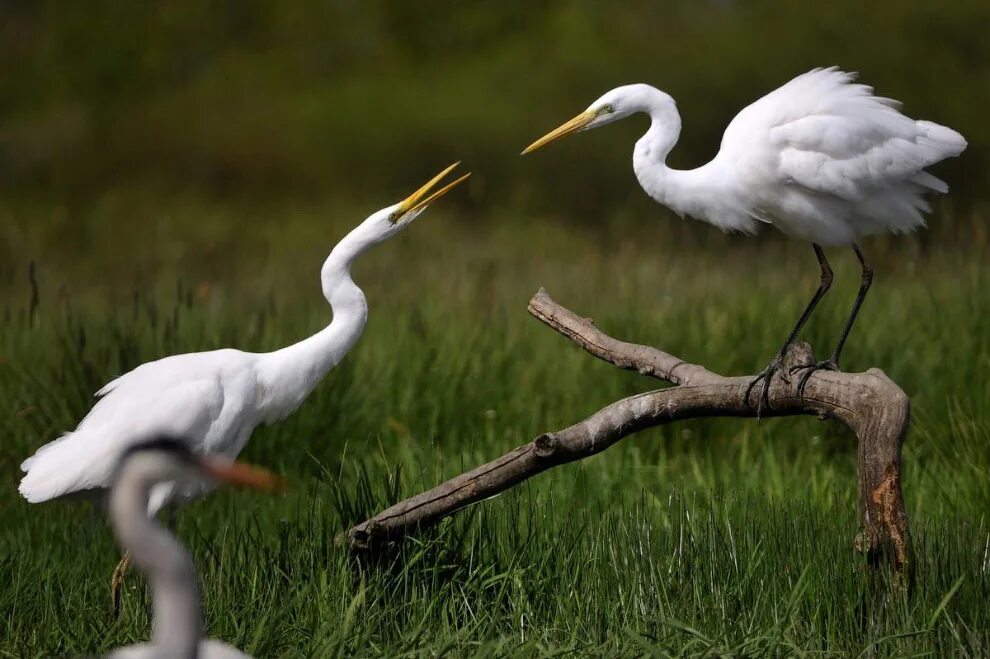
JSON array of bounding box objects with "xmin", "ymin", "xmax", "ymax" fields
[
  {"xmin": 521, "ymin": 110, "xmax": 598, "ymax": 155},
  {"xmin": 198, "ymin": 455, "xmax": 285, "ymax": 492},
  {"xmin": 394, "ymin": 162, "xmax": 472, "ymax": 222}
]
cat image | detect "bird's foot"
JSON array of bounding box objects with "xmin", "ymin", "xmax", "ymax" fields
[
  {"xmin": 745, "ymin": 354, "xmax": 786, "ymax": 418},
  {"xmin": 791, "ymin": 358, "xmax": 840, "ymax": 395}
]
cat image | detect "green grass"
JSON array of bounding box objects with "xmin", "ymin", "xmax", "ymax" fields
[{"xmin": 1, "ymin": 205, "xmax": 988, "ymax": 656}]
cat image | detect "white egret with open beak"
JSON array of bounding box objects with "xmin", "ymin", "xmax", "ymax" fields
[{"xmin": 18, "ymin": 163, "xmax": 470, "ymax": 610}]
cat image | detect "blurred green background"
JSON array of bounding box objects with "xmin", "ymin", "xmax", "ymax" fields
[
  {"xmin": 2, "ymin": 0, "xmax": 988, "ymax": 294},
  {"xmin": 2, "ymin": 3, "xmax": 989, "ymax": 655}
]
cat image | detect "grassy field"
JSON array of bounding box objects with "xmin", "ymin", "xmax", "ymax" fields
[{"xmin": 1, "ymin": 203, "xmax": 988, "ymax": 656}]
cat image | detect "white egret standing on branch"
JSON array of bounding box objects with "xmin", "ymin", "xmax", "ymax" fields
[
  {"xmin": 522, "ymin": 67, "xmax": 965, "ymax": 409},
  {"xmin": 18, "ymin": 162, "xmax": 470, "ymax": 610},
  {"xmin": 106, "ymin": 436, "xmax": 283, "ymax": 659}
]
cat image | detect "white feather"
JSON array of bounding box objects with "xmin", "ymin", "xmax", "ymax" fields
[
  {"xmin": 581, "ymin": 67, "xmax": 966, "ymax": 245},
  {"xmin": 17, "ymin": 187, "xmax": 446, "ymax": 513}
]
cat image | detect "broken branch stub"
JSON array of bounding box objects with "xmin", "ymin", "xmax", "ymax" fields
[{"xmin": 348, "ymin": 289, "xmax": 912, "ymax": 577}]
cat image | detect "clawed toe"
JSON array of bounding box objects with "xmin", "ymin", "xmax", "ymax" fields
[
  {"xmin": 793, "ymin": 359, "xmax": 840, "ymax": 395},
  {"xmin": 745, "ymin": 357, "xmax": 785, "ymax": 417}
]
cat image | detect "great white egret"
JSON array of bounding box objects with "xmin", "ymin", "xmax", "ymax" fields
[
  {"xmin": 106, "ymin": 436, "xmax": 282, "ymax": 659},
  {"xmin": 522, "ymin": 67, "xmax": 965, "ymax": 409},
  {"xmin": 18, "ymin": 162, "xmax": 470, "ymax": 609}
]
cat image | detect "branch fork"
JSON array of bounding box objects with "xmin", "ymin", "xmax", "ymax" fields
[{"xmin": 348, "ymin": 288, "xmax": 912, "ymax": 575}]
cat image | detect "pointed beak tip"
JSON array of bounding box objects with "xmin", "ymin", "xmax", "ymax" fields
[
  {"xmin": 398, "ymin": 162, "xmax": 468, "ymax": 216},
  {"xmin": 522, "ymin": 110, "xmax": 596, "ymax": 156},
  {"xmin": 402, "ymin": 167, "xmax": 472, "ymax": 216}
]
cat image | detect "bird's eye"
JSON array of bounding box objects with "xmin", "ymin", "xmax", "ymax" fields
[
  {"xmin": 603, "ymin": 104, "xmax": 614, "ymax": 113},
  {"xmin": 389, "ymin": 212, "xmax": 399, "ymax": 222}
]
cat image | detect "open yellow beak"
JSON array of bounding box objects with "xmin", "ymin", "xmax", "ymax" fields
[
  {"xmin": 393, "ymin": 162, "xmax": 472, "ymax": 222},
  {"xmin": 198, "ymin": 456, "xmax": 285, "ymax": 492},
  {"xmin": 521, "ymin": 110, "xmax": 598, "ymax": 155}
]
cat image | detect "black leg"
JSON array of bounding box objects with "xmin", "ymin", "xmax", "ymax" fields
[
  {"xmin": 746, "ymin": 244, "xmax": 833, "ymax": 413},
  {"xmin": 796, "ymin": 243, "xmax": 874, "ymax": 393},
  {"xmin": 777, "ymin": 244, "xmax": 834, "ymax": 350},
  {"xmin": 830, "ymin": 243, "xmax": 873, "ymax": 367}
]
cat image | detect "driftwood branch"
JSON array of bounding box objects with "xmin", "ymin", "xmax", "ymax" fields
[{"xmin": 348, "ymin": 289, "xmax": 912, "ymax": 574}]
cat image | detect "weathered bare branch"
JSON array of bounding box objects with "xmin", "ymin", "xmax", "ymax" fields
[{"xmin": 348, "ymin": 289, "xmax": 912, "ymax": 575}]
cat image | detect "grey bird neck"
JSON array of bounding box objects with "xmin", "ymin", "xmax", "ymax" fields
[{"xmin": 110, "ymin": 468, "xmax": 203, "ymax": 658}]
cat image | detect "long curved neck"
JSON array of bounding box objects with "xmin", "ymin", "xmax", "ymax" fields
[
  {"xmin": 632, "ymin": 88, "xmax": 682, "ymax": 170},
  {"xmin": 631, "ymin": 89, "xmax": 708, "ymax": 217},
  {"xmin": 257, "ymin": 225, "xmax": 371, "ymax": 421},
  {"xmin": 110, "ymin": 471, "xmax": 201, "ymax": 656}
]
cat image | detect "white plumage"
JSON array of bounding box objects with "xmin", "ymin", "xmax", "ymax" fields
[
  {"xmin": 705, "ymin": 67, "xmax": 966, "ymax": 243},
  {"xmin": 522, "ymin": 67, "xmax": 965, "ymax": 407},
  {"xmin": 21, "ymin": 350, "xmax": 263, "ymax": 512},
  {"xmin": 19, "ymin": 164, "xmax": 469, "ymax": 514},
  {"xmin": 525, "ymin": 68, "xmax": 965, "ymax": 244}
]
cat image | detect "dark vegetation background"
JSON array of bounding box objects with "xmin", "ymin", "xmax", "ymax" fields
[
  {"xmin": 2, "ymin": 0, "xmax": 988, "ymax": 285},
  {"xmin": 1, "ymin": 2, "xmax": 988, "ymax": 656}
]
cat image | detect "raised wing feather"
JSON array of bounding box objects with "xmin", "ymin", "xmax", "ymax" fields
[{"xmin": 719, "ymin": 68, "xmax": 966, "ymax": 198}]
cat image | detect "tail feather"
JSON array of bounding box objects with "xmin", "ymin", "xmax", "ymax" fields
[
  {"xmin": 19, "ymin": 433, "xmax": 69, "ymax": 472},
  {"xmin": 916, "ymin": 120, "xmax": 967, "ymax": 161},
  {"xmin": 910, "ymin": 171, "xmax": 948, "ymax": 194},
  {"xmin": 19, "ymin": 432, "xmax": 110, "ymax": 503}
]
